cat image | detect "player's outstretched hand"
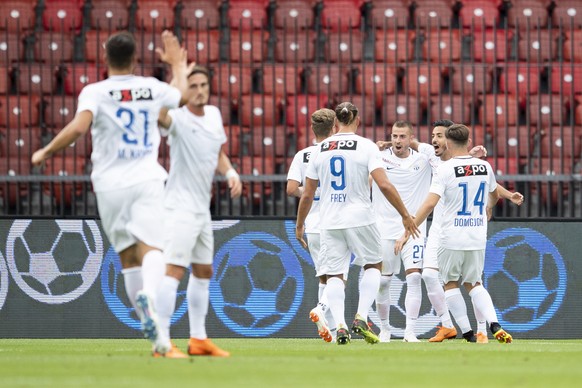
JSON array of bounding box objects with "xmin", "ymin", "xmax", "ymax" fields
[
  {"xmin": 394, "ymin": 234, "xmax": 409, "ymax": 255},
  {"xmin": 156, "ymin": 30, "xmax": 185, "ymax": 66},
  {"xmin": 402, "ymin": 215, "xmax": 420, "ymax": 239},
  {"xmin": 510, "ymin": 191, "xmax": 524, "ymax": 206},
  {"xmin": 469, "ymin": 145, "xmax": 487, "ymax": 158},
  {"xmin": 295, "ymin": 224, "xmax": 307, "ymax": 249},
  {"xmin": 376, "ymin": 140, "xmax": 391, "ymax": 151},
  {"xmin": 31, "ymin": 148, "xmax": 48, "ymax": 166}
]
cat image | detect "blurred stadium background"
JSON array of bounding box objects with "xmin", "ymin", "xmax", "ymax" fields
[{"xmin": 0, "ymin": 0, "xmax": 580, "ymax": 218}]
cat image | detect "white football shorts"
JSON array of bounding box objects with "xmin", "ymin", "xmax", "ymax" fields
[
  {"xmin": 164, "ymin": 209, "xmax": 214, "ymax": 267},
  {"xmin": 380, "ymin": 235, "xmax": 425, "ymax": 275},
  {"xmin": 437, "ymin": 248, "xmax": 485, "ymax": 286}
]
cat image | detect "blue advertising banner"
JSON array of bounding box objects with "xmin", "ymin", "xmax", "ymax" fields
[{"xmin": 0, "ymin": 219, "xmax": 579, "ymax": 339}]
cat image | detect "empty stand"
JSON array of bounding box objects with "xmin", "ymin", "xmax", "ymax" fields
[
  {"xmin": 478, "ymin": 94, "xmax": 519, "ymax": 127},
  {"xmin": 526, "ymin": 95, "xmax": 566, "ymax": 126},
  {"xmin": 422, "ymin": 29, "xmax": 462, "ymax": 62},
  {"xmin": 184, "ymin": 30, "xmax": 220, "ymax": 64},
  {"xmin": 64, "ymin": 64, "xmax": 104, "ymax": 95},
  {"xmin": 552, "ymin": 0, "xmax": 582, "ymax": 28},
  {"xmin": 321, "ymin": 0, "xmax": 361, "ymax": 31},
  {"xmin": 354, "ymin": 63, "xmax": 397, "ymax": 107},
  {"xmin": 228, "ymin": 0, "xmax": 268, "ymax": 30},
  {"xmin": 89, "ymin": 0, "xmax": 130, "ymax": 30},
  {"xmin": 381, "ymin": 95, "xmax": 423, "ymax": 125},
  {"xmin": 238, "ymin": 95, "xmax": 282, "ymax": 127},
  {"xmin": 562, "ymin": 30, "xmax": 582, "ymax": 63},
  {"xmin": 448, "ymin": 64, "xmax": 493, "ymax": 95},
  {"xmin": 179, "ymin": 0, "xmax": 221, "ymax": 30},
  {"xmin": 84, "ymin": 30, "xmax": 108, "ymax": 63},
  {"xmin": 340, "ymin": 94, "xmax": 376, "ymax": 126},
  {"xmin": 0, "ymin": 127, "xmax": 42, "ymax": 158},
  {"xmin": 368, "ymin": 0, "xmax": 409, "ymax": 29},
  {"xmin": 34, "ymin": 33, "xmax": 74, "ymax": 63},
  {"xmin": 0, "ymin": 157, "xmax": 31, "ymax": 207},
  {"xmin": 459, "ymin": 0, "xmax": 500, "ymax": 30},
  {"xmin": 274, "ymin": 30, "xmax": 316, "ymax": 63},
  {"xmin": 209, "ymin": 95, "xmax": 233, "ymax": 125},
  {"xmin": 538, "ymin": 126, "xmax": 581, "ymax": 158},
  {"xmin": 498, "ymin": 63, "xmax": 541, "ymax": 97},
  {"xmin": 492, "ymin": 126, "xmax": 535, "ymax": 158},
  {"xmin": 43, "ymin": 96, "xmax": 77, "ymax": 128},
  {"xmin": 136, "ymin": 32, "xmax": 163, "ymax": 63},
  {"xmin": 0, "ymin": 33, "xmax": 24, "ymax": 64},
  {"xmin": 43, "ymin": 156, "xmax": 86, "ymax": 208},
  {"xmin": 375, "ymin": 30, "xmax": 415, "ymax": 63},
  {"xmin": 17, "ymin": 63, "xmax": 57, "ymax": 95},
  {"xmin": 1, "ymin": 1, "xmax": 36, "ymax": 32},
  {"xmin": 304, "ymin": 64, "xmax": 350, "ymax": 96},
  {"xmin": 0, "ymin": 95, "xmax": 40, "ymax": 128},
  {"xmin": 248, "ymin": 126, "xmax": 290, "ymax": 158},
  {"xmin": 0, "ymin": 66, "xmax": 11, "ymax": 94},
  {"xmin": 487, "ymin": 157, "xmax": 520, "ymax": 177},
  {"xmin": 274, "ymin": 0, "xmax": 315, "ymax": 30},
  {"xmin": 210, "ymin": 65, "xmax": 253, "ymax": 97},
  {"xmin": 228, "ymin": 30, "xmax": 269, "ymax": 63},
  {"xmin": 506, "ymin": 0, "xmax": 548, "ymax": 29},
  {"xmin": 260, "ymin": 64, "xmax": 302, "ymax": 97},
  {"xmin": 470, "ymin": 29, "xmax": 514, "ymax": 62},
  {"xmin": 550, "ymin": 66, "xmax": 582, "ymax": 95},
  {"xmin": 135, "ymin": 0, "xmax": 175, "ymax": 31},
  {"xmin": 429, "ymin": 95, "xmax": 472, "ymax": 125},
  {"xmin": 517, "ymin": 29, "xmax": 558, "ymax": 62},
  {"xmin": 403, "ymin": 64, "xmax": 444, "ymax": 96},
  {"xmin": 285, "ymin": 94, "xmax": 331, "ymax": 127},
  {"xmin": 413, "ymin": 0, "xmax": 452, "ymax": 28},
  {"xmin": 325, "ymin": 30, "xmax": 364, "ymax": 63},
  {"xmin": 43, "ymin": 0, "xmax": 83, "ymax": 32}
]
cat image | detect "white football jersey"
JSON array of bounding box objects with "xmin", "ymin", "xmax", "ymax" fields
[
  {"xmin": 418, "ymin": 142, "xmax": 444, "ymax": 235},
  {"xmin": 372, "ymin": 147, "xmax": 432, "ymax": 239},
  {"xmin": 430, "ymin": 156, "xmax": 497, "ymax": 250},
  {"xmin": 306, "ymin": 133, "xmax": 384, "ymax": 230},
  {"xmin": 163, "ymin": 105, "xmax": 227, "ymax": 213},
  {"xmin": 76, "ymin": 75, "xmax": 181, "ymax": 192},
  {"xmin": 287, "ymin": 144, "xmax": 321, "ymax": 234}
]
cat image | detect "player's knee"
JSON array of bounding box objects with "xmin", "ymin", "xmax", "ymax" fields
[{"xmin": 422, "ymin": 268, "xmax": 439, "ymax": 282}]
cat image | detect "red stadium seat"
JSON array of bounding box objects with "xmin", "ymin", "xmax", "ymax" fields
[
  {"xmin": 360, "ymin": 126, "xmax": 389, "ymax": 142},
  {"xmin": 84, "ymin": 30, "xmax": 108, "ymax": 63},
  {"xmin": 321, "ymin": 0, "xmax": 361, "ymax": 31},
  {"xmin": 248, "ymin": 125, "xmax": 290, "ymax": 158},
  {"xmin": 228, "ymin": 30, "xmax": 269, "ymax": 63},
  {"xmin": 525, "ymin": 95, "xmax": 566, "ymax": 126},
  {"xmin": 0, "ymin": 127, "xmax": 42, "ymax": 158},
  {"xmin": 0, "ymin": 1, "xmax": 36, "ymax": 32},
  {"xmin": 429, "ymin": 95, "xmax": 473, "ymax": 125},
  {"xmin": 517, "ymin": 30, "xmax": 558, "ymax": 62},
  {"xmin": 223, "ymin": 124, "xmax": 243, "ymax": 157},
  {"xmin": 492, "ymin": 126, "xmax": 535, "ymax": 158},
  {"xmin": 0, "ymin": 95, "xmax": 40, "ymax": 128},
  {"xmin": 498, "ymin": 63, "xmax": 541, "ymax": 97},
  {"xmin": 538, "ymin": 126, "xmax": 581, "ymax": 158},
  {"xmin": 210, "ymin": 65, "xmax": 253, "ymax": 97},
  {"xmin": 228, "ymin": 0, "xmax": 267, "ymax": 30},
  {"xmin": 448, "ymin": 64, "xmax": 493, "ymax": 95},
  {"xmin": 562, "ymin": 30, "xmax": 582, "ymax": 63},
  {"xmin": 471, "ymin": 29, "xmax": 514, "ymax": 62},
  {"xmin": 467, "ymin": 124, "xmax": 489, "ymax": 147},
  {"xmin": 0, "ymin": 33, "xmax": 24, "ymax": 64},
  {"xmin": 552, "ymin": 0, "xmax": 582, "ymax": 28},
  {"xmin": 506, "ymin": 0, "xmax": 548, "ymax": 29},
  {"xmin": 285, "ymin": 94, "xmax": 331, "ymax": 127},
  {"xmin": 0, "ymin": 66, "xmax": 11, "ymax": 94},
  {"xmin": 233, "ymin": 155, "xmax": 275, "ymax": 203},
  {"xmin": 184, "ymin": 30, "xmax": 220, "ymax": 64},
  {"xmin": 17, "ymin": 63, "xmax": 58, "ymax": 95},
  {"xmin": 135, "ymin": 0, "xmax": 174, "ymax": 31},
  {"xmin": 375, "ymin": 30, "xmax": 415, "ymax": 63},
  {"xmin": 43, "ymin": 0, "xmax": 83, "ymax": 32},
  {"xmin": 413, "ymin": 0, "xmax": 452, "ymax": 28},
  {"xmin": 238, "ymin": 95, "xmax": 282, "ymax": 127},
  {"xmin": 403, "ymin": 64, "xmax": 444, "ymax": 96},
  {"xmin": 304, "ymin": 64, "xmax": 350, "ymax": 96},
  {"xmin": 459, "ymin": 0, "xmax": 500, "ymax": 30},
  {"xmin": 354, "ymin": 63, "xmax": 397, "ymax": 107},
  {"xmin": 43, "ymin": 156, "xmax": 86, "ymax": 208},
  {"xmin": 0, "ymin": 157, "xmax": 31, "ymax": 206},
  {"xmin": 381, "ymin": 95, "xmax": 424, "ymax": 125},
  {"xmin": 274, "ymin": 30, "xmax": 316, "ymax": 63},
  {"xmin": 34, "ymin": 33, "xmax": 74, "ymax": 63},
  {"xmin": 368, "ymin": 0, "xmax": 409, "ymax": 29},
  {"xmin": 136, "ymin": 33, "xmax": 163, "ymax": 63},
  {"xmin": 89, "ymin": 0, "xmax": 130, "ymax": 30},
  {"xmin": 550, "ymin": 66, "xmax": 582, "ymax": 95},
  {"xmin": 478, "ymin": 94, "xmax": 519, "ymax": 127},
  {"xmin": 260, "ymin": 64, "xmax": 302, "ymax": 97},
  {"xmin": 422, "ymin": 29, "xmax": 462, "ymax": 62},
  {"xmin": 325, "ymin": 30, "xmax": 364, "ymax": 63},
  {"xmin": 44, "ymin": 95, "xmax": 77, "ymax": 128},
  {"xmin": 179, "ymin": 0, "xmax": 220, "ymax": 30},
  {"xmin": 530, "ymin": 157, "xmax": 574, "ymax": 205},
  {"xmin": 274, "ymin": 0, "xmax": 314, "ymax": 30},
  {"xmin": 64, "ymin": 64, "xmax": 104, "ymax": 95},
  {"xmin": 209, "ymin": 95, "xmax": 233, "ymax": 125},
  {"xmin": 487, "ymin": 157, "xmax": 520, "ymax": 176}
]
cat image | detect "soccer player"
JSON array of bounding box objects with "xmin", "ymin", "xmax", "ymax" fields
[
  {"xmin": 412, "ymin": 123, "xmax": 513, "ymax": 344},
  {"xmin": 287, "ymin": 108, "xmax": 338, "ymax": 342},
  {"xmin": 295, "ymin": 102, "xmax": 419, "ymax": 345},
  {"xmin": 31, "ymin": 31, "xmax": 191, "ymax": 353},
  {"xmin": 154, "ymin": 64, "xmax": 242, "ymax": 358}
]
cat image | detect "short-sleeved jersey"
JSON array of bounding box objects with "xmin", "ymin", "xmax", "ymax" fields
[
  {"xmin": 287, "ymin": 144, "xmax": 321, "ymax": 234},
  {"xmin": 418, "ymin": 142, "xmax": 444, "ymax": 235},
  {"xmin": 372, "ymin": 147, "xmax": 432, "ymax": 239},
  {"xmin": 164, "ymin": 105, "xmax": 227, "ymax": 213},
  {"xmin": 430, "ymin": 156, "xmax": 497, "ymax": 250},
  {"xmin": 306, "ymin": 133, "xmax": 384, "ymax": 230},
  {"xmin": 77, "ymin": 75, "xmax": 181, "ymax": 192}
]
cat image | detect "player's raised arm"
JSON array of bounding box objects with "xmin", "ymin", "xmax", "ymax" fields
[{"xmin": 156, "ymin": 30, "xmax": 195, "ymax": 107}]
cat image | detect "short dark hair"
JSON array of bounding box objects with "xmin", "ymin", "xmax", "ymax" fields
[
  {"xmin": 392, "ymin": 120, "xmax": 414, "ymax": 135},
  {"xmin": 432, "ymin": 119, "xmax": 454, "ymax": 128},
  {"xmin": 189, "ymin": 65, "xmax": 210, "ymax": 80},
  {"xmin": 335, "ymin": 102, "xmax": 358, "ymax": 126},
  {"xmin": 445, "ymin": 123, "xmax": 470, "ymax": 146},
  {"xmin": 105, "ymin": 32, "xmax": 136, "ymax": 69},
  {"xmin": 311, "ymin": 108, "xmax": 336, "ymax": 138}
]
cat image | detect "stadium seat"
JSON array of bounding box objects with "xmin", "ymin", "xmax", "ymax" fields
[
  {"xmin": 459, "ymin": 0, "xmax": 500, "ymax": 30},
  {"xmin": 525, "ymin": 95, "xmax": 566, "ymax": 127},
  {"xmin": 413, "ymin": 0, "xmax": 453, "ymax": 28},
  {"xmin": 467, "ymin": 124, "xmax": 489, "ymax": 147},
  {"xmin": 17, "ymin": 63, "xmax": 57, "ymax": 95},
  {"xmin": 487, "ymin": 156, "xmax": 520, "ymax": 178},
  {"xmin": 0, "ymin": 1, "xmax": 36, "ymax": 32},
  {"xmin": 209, "ymin": 95, "xmax": 233, "ymax": 125},
  {"xmin": 238, "ymin": 95, "xmax": 282, "ymax": 127},
  {"xmin": 338, "ymin": 94, "xmax": 376, "ymax": 126},
  {"xmin": 375, "ymin": 30, "xmax": 415, "ymax": 63},
  {"xmin": 228, "ymin": 30, "xmax": 269, "ymax": 63},
  {"xmin": 498, "ymin": 63, "xmax": 541, "ymax": 97},
  {"xmin": 0, "ymin": 157, "xmax": 31, "ymax": 207},
  {"xmin": 368, "ymin": 0, "xmax": 409, "ymax": 29},
  {"xmin": 447, "ymin": 63, "xmax": 493, "ymax": 95},
  {"xmin": 478, "ymin": 94, "xmax": 519, "ymax": 127},
  {"xmin": 354, "ymin": 63, "xmax": 397, "ymax": 107},
  {"xmin": 274, "ymin": 30, "xmax": 316, "ymax": 63},
  {"xmin": 0, "ymin": 95, "xmax": 40, "ymax": 128},
  {"xmin": 492, "ymin": 126, "xmax": 535, "ymax": 158},
  {"xmin": 248, "ymin": 125, "xmax": 290, "ymax": 158},
  {"xmin": 222, "ymin": 124, "xmax": 243, "ymax": 157},
  {"xmin": 381, "ymin": 95, "xmax": 423, "ymax": 125},
  {"xmin": 84, "ymin": 30, "xmax": 108, "ymax": 63},
  {"xmin": 233, "ymin": 155, "xmax": 275, "ymax": 204},
  {"xmin": 576, "ymin": 102, "xmax": 582, "ymax": 125},
  {"xmin": 43, "ymin": 0, "xmax": 83, "ymax": 32},
  {"xmin": 321, "ymin": 0, "xmax": 361, "ymax": 31},
  {"xmin": 136, "ymin": 32, "xmax": 164, "ymax": 63},
  {"xmin": 506, "ymin": 0, "xmax": 548, "ymax": 29},
  {"xmin": 562, "ymin": 30, "xmax": 582, "ymax": 63},
  {"xmin": 63, "ymin": 64, "xmax": 104, "ymax": 95},
  {"xmin": 325, "ymin": 30, "xmax": 364, "ymax": 63},
  {"xmin": 34, "ymin": 33, "xmax": 74, "ymax": 63},
  {"xmin": 361, "ymin": 126, "xmax": 389, "ymax": 142},
  {"xmin": 135, "ymin": 0, "xmax": 174, "ymax": 31},
  {"xmin": 43, "ymin": 156, "xmax": 86, "ymax": 208},
  {"xmin": 274, "ymin": 0, "xmax": 315, "ymax": 30},
  {"xmin": 210, "ymin": 65, "xmax": 253, "ymax": 97},
  {"xmin": 470, "ymin": 29, "xmax": 514, "ymax": 62},
  {"xmin": 403, "ymin": 64, "xmax": 444, "ymax": 96},
  {"xmin": 551, "ymin": 0, "xmax": 582, "ymax": 28},
  {"xmin": 550, "ymin": 66, "xmax": 582, "ymax": 95},
  {"xmin": 429, "ymin": 95, "xmax": 473, "ymax": 125},
  {"xmin": 285, "ymin": 94, "xmax": 331, "ymax": 127},
  {"xmin": 179, "ymin": 0, "xmax": 220, "ymax": 30},
  {"xmin": 43, "ymin": 95, "xmax": 77, "ymax": 128},
  {"xmin": 304, "ymin": 64, "xmax": 350, "ymax": 96},
  {"xmin": 530, "ymin": 157, "xmax": 574, "ymax": 205},
  {"xmin": 422, "ymin": 29, "xmax": 462, "ymax": 62},
  {"xmin": 0, "ymin": 127, "xmax": 42, "ymax": 158},
  {"xmin": 89, "ymin": 0, "xmax": 130, "ymax": 30},
  {"xmin": 260, "ymin": 64, "xmax": 302, "ymax": 97},
  {"xmin": 538, "ymin": 126, "xmax": 581, "ymax": 158},
  {"xmin": 0, "ymin": 33, "xmax": 24, "ymax": 64},
  {"xmin": 228, "ymin": 0, "xmax": 267, "ymax": 30},
  {"xmin": 0, "ymin": 66, "xmax": 10, "ymax": 94},
  {"xmin": 517, "ymin": 29, "xmax": 558, "ymax": 62},
  {"xmin": 184, "ymin": 30, "xmax": 220, "ymax": 64}
]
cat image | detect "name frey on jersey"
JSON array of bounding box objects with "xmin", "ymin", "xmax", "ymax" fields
[
  {"xmin": 454, "ymin": 164, "xmax": 488, "ymax": 178},
  {"xmin": 321, "ymin": 139, "xmax": 358, "ymax": 152},
  {"xmin": 109, "ymin": 88, "xmax": 153, "ymax": 102}
]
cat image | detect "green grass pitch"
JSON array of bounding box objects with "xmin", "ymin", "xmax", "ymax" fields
[{"xmin": 1, "ymin": 338, "xmax": 581, "ymax": 387}]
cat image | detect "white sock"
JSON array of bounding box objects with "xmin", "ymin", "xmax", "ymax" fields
[
  {"xmin": 141, "ymin": 250, "xmax": 165, "ymax": 302},
  {"xmin": 377, "ymin": 275, "xmax": 392, "ymax": 330},
  {"xmin": 326, "ymin": 277, "xmax": 346, "ymax": 329},
  {"xmin": 319, "ymin": 283, "xmax": 336, "ymax": 330},
  {"xmin": 357, "ymin": 268, "xmax": 381, "ymax": 320},
  {"xmin": 469, "ymin": 285, "xmax": 499, "ymax": 327},
  {"xmin": 404, "ymin": 272, "xmax": 422, "ymax": 335},
  {"xmin": 188, "ymin": 275, "xmax": 210, "ymax": 340},
  {"xmin": 156, "ymin": 275, "xmax": 180, "ymax": 343},
  {"xmin": 423, "ymin": 268, "xmax": 454, "ymax": 328},
  {"xmin": 445, "ymin": 288, "xmax": 472, "ymax": 334},
  {"xmin": 471, "ymin": 295, "xmax": 488, "ymax": 334},
  {"xmin": 121, "ymin": 266, "xmax": 142, "ymax": 310}
]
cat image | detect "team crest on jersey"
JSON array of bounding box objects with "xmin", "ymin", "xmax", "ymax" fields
[
  {"xmin": 303, "ymin": 152, "xmax": 311, "ymax": 163},
  {"xmin": 321, "ymin": 140, "xmax": 357, "ymax": 152},
  {"xmin": 455, "ymin": 164, "xmax": 488, "ymax": 177},
  {"xmin": 109, "ymin": 88, "xmax": 153, "ymax": 102}
]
